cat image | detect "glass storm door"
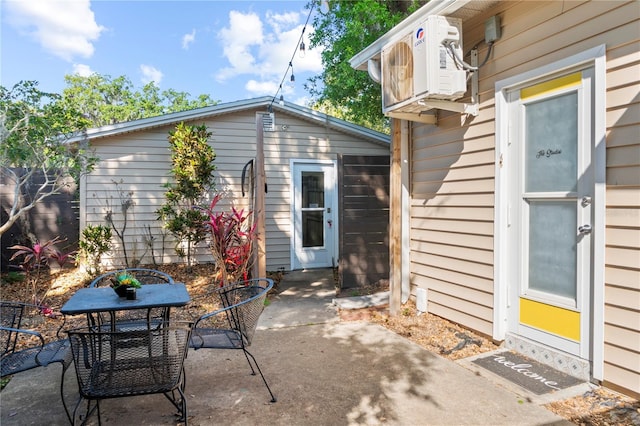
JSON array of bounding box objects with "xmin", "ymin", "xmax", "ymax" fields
[
  {"xmin": 508, "ymin": 70, "xmax": 594, "ymax": 359},
  {"xmin": 292, "ymin": 162, "xmax": 335, "ymax": 269}
]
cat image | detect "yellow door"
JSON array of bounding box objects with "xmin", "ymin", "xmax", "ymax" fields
[{"xmin": 508, "ymin": 69, "xmax": 594, "ymax": 359}]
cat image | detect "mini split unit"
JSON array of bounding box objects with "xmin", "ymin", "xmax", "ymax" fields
[{"xmin": 381, "ymin": 15, "xmax": 467, "ymax": 115}]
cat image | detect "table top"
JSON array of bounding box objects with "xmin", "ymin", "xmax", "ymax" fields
[{"xmin": 61, "ymin": 283, "xmax": 190, "ymax": 315}]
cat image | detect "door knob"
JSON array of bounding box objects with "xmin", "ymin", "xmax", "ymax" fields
[{"xmin": 578, "ymin": 224, "xmax": 592, "ymax": 234}]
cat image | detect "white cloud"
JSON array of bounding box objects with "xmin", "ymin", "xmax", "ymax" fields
[
  {"xmin": 216, "ymin": 11, "xmax": 264, "ymax": 81},
  {"xmin": 5, "ymin": 0, "xmax": 104, "ymax": 62},
  {"xmin": 182, "ymin": 29, "xmax": 196, "ymax": 50},
  {"xmin": 216, "ymin": 8, "xmax": 323, "ymax": 98},
  {"xmin": 140, "ymin": 65, "xmax": 163, "ymax": 85},
  {"xmin": 245, "ymin": 80, "xmax": 279, "ymax": 96},
  {"xmin": 72, "ymin": 63, "xmax": 94, "ymax": 77}
]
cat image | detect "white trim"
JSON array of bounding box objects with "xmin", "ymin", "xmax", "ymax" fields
[
  {"xmin": 591, "ymin": 47, "xmax": 607, "ymax": 382},
  {"xmin": 289, "ymin": 159, "xmax": 338, "ymax": 270},
  {"xmin": 494, "ymin": 45, "xmax": 606, "ymax": 379},
  {"xmin": 401, "ymin": 120, "xmax": 411, "ymax": 303}
]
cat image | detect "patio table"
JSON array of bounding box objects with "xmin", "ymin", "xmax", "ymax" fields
[{"xmin": 60, "ymin": 283, "xmax": 190, "ymax": 331}]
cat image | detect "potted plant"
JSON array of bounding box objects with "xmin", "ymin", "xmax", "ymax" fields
[{"xmin": 110, "ymin": 272, "xmax": 142, "ymax": 297}]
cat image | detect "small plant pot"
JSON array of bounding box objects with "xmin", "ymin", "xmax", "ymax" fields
[{"xmin": 114, "ymin": 285, "xmax": 130, "ymax": 297}]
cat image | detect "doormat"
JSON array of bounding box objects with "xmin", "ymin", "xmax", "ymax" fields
[{"xmin": 472, "ymin": 351, "xmax": 583, "ymax": 395}]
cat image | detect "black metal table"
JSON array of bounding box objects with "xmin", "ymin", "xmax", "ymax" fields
[{"xmin": 61, "ymin": 284, "xmax": 191, "ymax": 331}]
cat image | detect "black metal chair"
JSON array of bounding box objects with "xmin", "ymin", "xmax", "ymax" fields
[
  {"xmin": 190, "ymin": 278, "xmax": 276, "ymax": 403},
  {"xmin": 67, "ymin": 321, "xmax": 192, "ymax": 425},
  {"xmin": 1, "ymin": 301, "xmax": 73, "ymax": 423},
  {"xmin": 89, "ymin": 268, "xmax": 175, "ymax": 325}
]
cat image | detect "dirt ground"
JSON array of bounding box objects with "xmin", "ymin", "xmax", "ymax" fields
[{"xmin": 2, "ymin": 265, "xmax": 639, "ymax": 425}]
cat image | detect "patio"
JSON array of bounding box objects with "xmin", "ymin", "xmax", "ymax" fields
[{"xmin": 0, "ymin": 269, "xmax": 572, "ymax": 425}]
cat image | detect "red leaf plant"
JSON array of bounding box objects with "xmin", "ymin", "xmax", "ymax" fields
[
  {"xmin": 8, "ymin": 236, "xmax": 76, "ymax": 316},
  {"xmin": 200, "ymin": 194, "xmax": 258, "ymax": 286}
]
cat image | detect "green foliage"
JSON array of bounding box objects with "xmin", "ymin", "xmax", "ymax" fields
[
  {"xmin": 60, "ymin": 73, "xmax": 218, "ymax": 127},
  {"xmin": 2, "ymin": 271, "xmax": 25, "ymax": 284},
  {"xmin": 0, "ymin": 81, "xmax": 98, "ymax": 235},
  {"xmin": 307, "ymin": 0, "xmax": 424, "ymax": 133},
  {"xmin": 78, "ymin": 224, "xmax": 112, "ymax": 276},
  {"xmin": 111, "ymin": 272, "xmax": 142, "ymax": 289},
  {"xmin": 158, "ymin": 123, "xmax": 217, "ymax": 268},
  {"xmin": 8, "ymin": 236, "xmax": 75, "ymax": 305}
]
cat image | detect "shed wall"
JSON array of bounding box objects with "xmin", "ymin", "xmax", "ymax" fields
[{"xmin": 81, "ymin": 107, "xmax": 389, "ymax": 272}]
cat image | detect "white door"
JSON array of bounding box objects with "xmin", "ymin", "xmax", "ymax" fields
[
  {"xmin": 291, "ymin": 161, "xmax": 336, "ymax": 269},
  {"xmin": 507, "ymin": 69, "xmax": 594, "ymax": 359}
]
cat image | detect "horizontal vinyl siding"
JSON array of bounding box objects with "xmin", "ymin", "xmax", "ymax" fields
[
  {"xmin": 263, "ymin": 113, "xmax": 389, "ymax": 270},
  {"xmin": 410, "ymin": 109, "xmax": 496, "ymax": 336},
  {"xmin": 404, "ymin": 0, "xmax": 639, "ymax": 395},
  {"xmin": 601, "ymin": 1, "xmax": 640, "ymax": 396},
  {"xmin": 83, "ymin": 108, "xmax": 389, "ymax": 271}
]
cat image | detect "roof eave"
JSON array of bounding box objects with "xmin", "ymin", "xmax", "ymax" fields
[
  {"xmin": 349, "ymin": 0, "xmax": 470, "ymax": 71},
  {"xmin": 69, "ymin": 96, "xmax": 389, "ymax": 146}
]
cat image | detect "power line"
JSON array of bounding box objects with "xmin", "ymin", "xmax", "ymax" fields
[{"xmin": 268, "ymin": 4, "xmax": 314, "ymax": 112}]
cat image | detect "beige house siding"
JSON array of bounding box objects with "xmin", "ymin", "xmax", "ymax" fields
[
  {"xmin": 404, "ymin": 0, "xmax": 639, "ymax": 394},
  {"xmin": 81, "ymin": 102, "xmax": 389, "ymax": 272}
]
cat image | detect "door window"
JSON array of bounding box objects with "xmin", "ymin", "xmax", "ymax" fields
[{"xmin": 302, "ymin": 172, "xmax": 325, "ymax": 248}]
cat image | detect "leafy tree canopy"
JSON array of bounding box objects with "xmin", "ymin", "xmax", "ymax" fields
[
  {"xmin": 307, "ymin": 0, "xmax": 424, "ymax": 133},
  {"xmin": 60, "ymin": 73, "xmax": 218, "ymax": 127},
  {"xmin": 0, "ymin": 80, "xmax": 97, "ymax": 236}
]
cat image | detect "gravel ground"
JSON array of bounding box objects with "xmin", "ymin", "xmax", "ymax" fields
[{"xmin": 2, "ymin": 265, "xmax": 638, "ymax": 425}]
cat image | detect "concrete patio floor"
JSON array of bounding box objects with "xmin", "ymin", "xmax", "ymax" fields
[{"xmin": 0, "ymin": 269, "xmax": 579, "ymax": 425}]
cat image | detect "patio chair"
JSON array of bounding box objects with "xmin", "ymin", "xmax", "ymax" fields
[
  {"xmin": 1, "ymin": 301, "xmax": 73, "ymax": 423},
  {"xmin": 89, "ymin": 268, "xmax": 176, "ymax": 325},
  {"xmin": 67, "ymin": 321, "xmax": 192, "ymax": 425},
  {"xmin": 190, "ymin": 278, "xmax": 276, "ymax": 403}
]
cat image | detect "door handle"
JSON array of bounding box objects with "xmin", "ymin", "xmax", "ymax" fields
[{"xmin": 578, "ymin": 224, "xmax": 592, "ymax": 234}]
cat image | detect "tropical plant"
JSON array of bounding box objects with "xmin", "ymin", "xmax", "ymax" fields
[
  {"xmin": 78, "ymin": 224, "xmax": 112, "ymax": 276},
  {"xmin": 157, "ymin": 122, "xmax": 216, "ymax": 269},
  {"xmin": 8, "ymin": 236, "xmax": 75, "ymax": 309},
  {"xmin": 200, "ymin": 194, "xmax": 258, "ymax": 286},
  {"xmin": 110, "ymin": 272, "xmax": 142, "ymax": 289}
]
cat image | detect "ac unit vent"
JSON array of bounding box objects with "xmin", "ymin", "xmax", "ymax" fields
[
  {"xmin": 382, "ymin": 34, "xmax": 413, "ymax": 109},
  {"xmin": 381, "ymin": 15, "xmax": 467, "ymax": 115}
]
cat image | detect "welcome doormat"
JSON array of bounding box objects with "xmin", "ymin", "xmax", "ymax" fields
[{"xmin": 472, "ymin": 351, "xmax": 583, "ymax": 395}]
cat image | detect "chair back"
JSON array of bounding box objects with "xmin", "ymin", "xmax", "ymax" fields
[
  {"xmin": 219, "ymin": 279, "xmax": 272, "ymax": 346},
  {"xmin": 192, "ymin": 278, "xmax": 273, "ymax": 349},
  {"xmin": 0, "ymin": 301, "xmax": 26, "ymax": 358},
  {"xmin": 89, "ymin": 268, "xmax": 175, "ymax": 287},
  {"xmin": 67, "ymin": 321, "xmax": 192, "ymax": 399}
]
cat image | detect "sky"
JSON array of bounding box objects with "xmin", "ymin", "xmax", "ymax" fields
[{"xmin": 0, "ymin": 0, "xmax": 324, "ymax": 106}]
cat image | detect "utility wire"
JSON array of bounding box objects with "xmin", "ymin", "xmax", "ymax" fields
[{"xmin": 268, "ymin": 4, "xmax": 314, "ymax": 111}]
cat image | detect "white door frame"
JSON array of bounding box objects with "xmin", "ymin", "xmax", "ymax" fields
[
  {"xmin": 290, "ymin": 159, "xmax": 338, "ymax": 269},
  {"xmin": 494, "ymin": 45, "xmax": 606, "ymax": 380}
]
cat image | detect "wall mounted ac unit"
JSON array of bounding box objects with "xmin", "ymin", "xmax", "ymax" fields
[{"xmin": 382, "ymin": 15, "xmax": 467, "ymax": 115}]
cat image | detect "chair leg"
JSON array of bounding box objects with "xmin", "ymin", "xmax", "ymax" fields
[
  {"xmin": 72, "ymin": 397, "xmax": 99, "ymax": 426},
  {"xmin": 163, "ymin": 387, "xmax": 188, "ymax": 425},
  {"xmin": 243, "ymin": 348, "xmax": 277, "ymax": 403},
  {"xmin": 60, "ymin": 364, "xmax": 72, "ymax": 424}
]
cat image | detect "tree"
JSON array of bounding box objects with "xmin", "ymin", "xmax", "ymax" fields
[
  {"xmin": 60, "ymin": 73, "xmax": 218, "ymax": 127},
  {"xmin": 0, "ymin": 81, "xmax": 97, "ymax": 236},
  {"xmin": 307, "ymin": 0, "xmax": 423, "ymax": 133},
  {"xmin": 157, "ymin": 122, "xmax": 217, "ymax": 269}
]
